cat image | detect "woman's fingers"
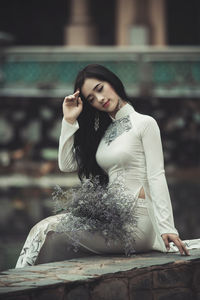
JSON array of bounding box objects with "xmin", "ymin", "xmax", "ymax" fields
[
  {"xmin": 77, "ymin": 95, "xmax": 82, "ymax": 104},
  {"xmin": 62, "ymin": 90, "xmax": 83, "ymax": 122},
  {"xmin": 64, "ymin": 90, "xmax": 80, "ymax": 104},
  {"xmin": 162, "ymin": 235, "xmax": 170, "ymax": 251},
  {"xmin": 74, "ymin": 90, "xmax": 80, "ymax": 97},
  {"xmin": 162, "ymin": 234, "xmax": 190, "ymax": 256},
  {"xmin": 173, "ymin": 238, "xmax": 185, "ymax": 255},
  {"xmin": 172, "ymin": 237, "xmax": 190, "ymax": 256},
  {"xmin": 177, "ymin": 238, "xmax": 190, "ymax": 256},
  {"xmin": 64, "ymin": 95, "xmax": 74, "ymax": 102}
]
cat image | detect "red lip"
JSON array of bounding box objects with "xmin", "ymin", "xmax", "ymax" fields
[{"xmin": 103, "ymin": 100, "xmax": 110, "ymax": 108}]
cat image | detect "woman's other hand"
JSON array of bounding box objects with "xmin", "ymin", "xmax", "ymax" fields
[
  {"xmin": 161, "ymin": 233, "xmax": 190, "ymax": 256},
  {"xmin": 63, "ymin": 90, "xmax": 83, "ymax": 124}
]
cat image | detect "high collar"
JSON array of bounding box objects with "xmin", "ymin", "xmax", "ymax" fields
[{"xmin": 110, "ymin": 103, "xmax": 135, "ymax": 121}]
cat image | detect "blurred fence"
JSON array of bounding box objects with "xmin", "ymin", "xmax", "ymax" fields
[{"xmin": 0, "ymin": 46, "xmax": 200, "ymax": 98}]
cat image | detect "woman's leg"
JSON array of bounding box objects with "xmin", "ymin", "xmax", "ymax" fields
[
  {"xmin": 35, "ymin": 231, "xmax": 95, "ymax": 265},
  {"xmin": 16, "ymin": 214, "xmax": 96, "ymax": 268}
]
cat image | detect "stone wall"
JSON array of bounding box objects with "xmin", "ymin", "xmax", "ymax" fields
[{"xmin": 0, "ymin": 250, "xmax": 200, "ymax": 300}]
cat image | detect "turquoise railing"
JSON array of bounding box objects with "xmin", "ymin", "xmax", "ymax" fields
[{"xmin": 0, "ymin": 46, "xmax": 200, "ymax": 97}]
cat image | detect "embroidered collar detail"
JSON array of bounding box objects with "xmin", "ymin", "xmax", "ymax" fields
[
  {"xmin": 103, "ymin": 103, "xmax": 134, "ymax": 146},
  {"xmin": 103, "ymin": 115, "xmax": 132, "ymax": 146}
]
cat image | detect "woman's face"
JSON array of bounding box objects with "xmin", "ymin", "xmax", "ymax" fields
[{"xmin": 81, "ymin": 78, "xmax": 126, "ymax": 117}]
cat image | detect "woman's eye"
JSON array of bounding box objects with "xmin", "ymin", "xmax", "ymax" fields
[
  {"xmin": 89, "ymin": 98, "xmax": 94, "ymax": 103},
  {"xmin": 98, "ymin": 86, "xmax": 103, "ymax": 92}
]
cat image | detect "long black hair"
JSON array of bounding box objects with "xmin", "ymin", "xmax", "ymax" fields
[{"xmin": 73, "ymin": 64, "xmax": 130, "ymax": 184}]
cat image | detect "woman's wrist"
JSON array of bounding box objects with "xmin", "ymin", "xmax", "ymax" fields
[{"xmin": 64, "ymin": 117, "xmax": 77, "ymax": 124}]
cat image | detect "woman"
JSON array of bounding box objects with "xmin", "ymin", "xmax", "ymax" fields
[{"xmin": 16, "ymin": 64, "xmax": 189, "ymax": 268}]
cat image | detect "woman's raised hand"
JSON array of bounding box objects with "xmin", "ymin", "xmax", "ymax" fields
[{"xmin": 62, "ymin": 90, "xmax": 83, "ymax": 124}]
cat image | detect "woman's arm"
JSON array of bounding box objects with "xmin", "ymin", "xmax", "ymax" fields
[
  {"xmin": 141, "ymin": 116, "xmax": 189, "ymax": 255},
  {"xmin": 58, "ymin": 118, "xmax": 79, "ymax": 172},
  {"xmin": 58, "ymin": 91, "xmax": 83, "ymax": 172}
]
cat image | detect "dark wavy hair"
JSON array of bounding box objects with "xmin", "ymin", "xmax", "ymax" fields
[{"xmin": 73, "ymin": 64, "xmax": 130, "ymax": 184}]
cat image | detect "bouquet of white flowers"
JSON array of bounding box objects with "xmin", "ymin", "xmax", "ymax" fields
[{"xmin": 52, "ymin": 176, "xmax": 138, "ymax": 256}]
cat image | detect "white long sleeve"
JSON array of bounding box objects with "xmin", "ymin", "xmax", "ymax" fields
[
  {"xmin": 58, "ymin": 118, "xmax": 79, "ymax": 172},
  {"xmin": 141, "ymin": 117, "xmax": 178, "ymax": 235}
]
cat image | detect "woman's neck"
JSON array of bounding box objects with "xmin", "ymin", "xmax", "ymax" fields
[{"xmin": 109, "ymin": 100, "xmax": 127, "ymax": 119}]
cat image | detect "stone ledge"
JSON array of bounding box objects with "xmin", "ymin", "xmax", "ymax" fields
[{"xmin": 0, "ymin": 249, "xmax": 200, "ymax": 300}]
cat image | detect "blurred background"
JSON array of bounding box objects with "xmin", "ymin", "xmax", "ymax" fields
[{"xmin": 0, "ymin": 0, "xmax": 200, "ymax": 271}]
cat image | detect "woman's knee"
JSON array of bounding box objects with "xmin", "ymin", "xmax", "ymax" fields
[{"xmin": 29, "ymin": 215, "xmax": 63, "ymax": 235}]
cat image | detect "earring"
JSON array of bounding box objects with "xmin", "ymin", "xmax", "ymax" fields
[
  {"xmin": 94, "ymin": 112, "xmax": 99, "ymax": 131},
  {"xmin": 118, "ymin": 98, "xmax": 123, "ymax": 110}
]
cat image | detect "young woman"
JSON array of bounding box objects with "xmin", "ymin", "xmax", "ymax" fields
[{"xmin": 16, "ymin": 64, "xmax": 189, "ymax": 268}]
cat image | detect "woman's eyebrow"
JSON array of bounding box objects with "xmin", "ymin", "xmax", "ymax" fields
[{"xmin": 86, "ymin": 83, "xmax": 101, "ymax": 101}]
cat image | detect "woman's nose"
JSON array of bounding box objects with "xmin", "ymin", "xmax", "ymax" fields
[{"xmin": 96, "ymin": 94, "xmax": 104, "ymax": 103}]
